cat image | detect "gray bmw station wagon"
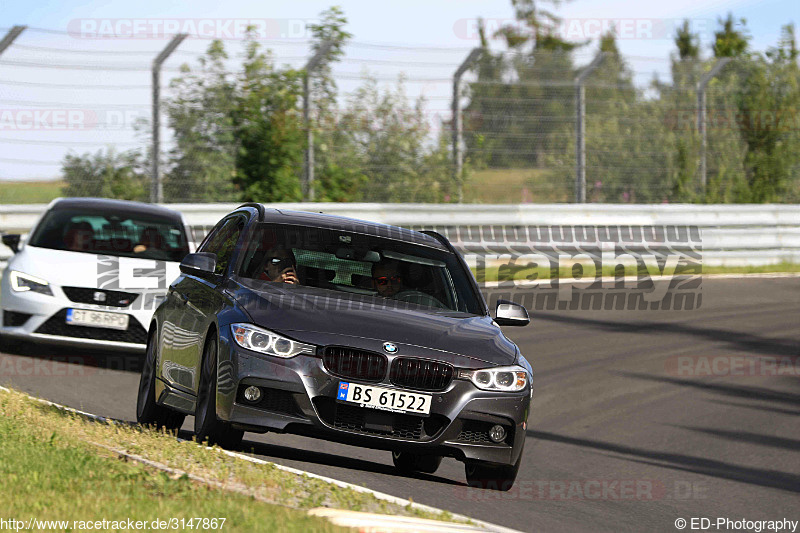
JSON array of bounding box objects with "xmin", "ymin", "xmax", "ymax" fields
[{"xmin": 137, "ymin": 204, "xmax": 532, "ymax": 490}]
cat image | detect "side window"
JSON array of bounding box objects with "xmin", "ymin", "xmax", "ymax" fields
[{"xmin": 199, "ymin": 216, "xmax": 245, "ymax": 275}]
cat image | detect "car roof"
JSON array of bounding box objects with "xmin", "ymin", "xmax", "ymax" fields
[
  {"xmin": 248, "ymin": 206, "xmax": 447, "ymax": 251},
  {"xmin": 49, "ymin": 197, "xmax": 184, "ymax": 222}
]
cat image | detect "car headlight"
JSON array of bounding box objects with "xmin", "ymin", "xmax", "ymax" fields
[
  {"xmin": 458, "ymin": 365, "xmax": 528, "ymax": 392},
  {"xmin": 230, "ymin": 323, "xmax": 315, "ymax": 358},
  {"xmin": 9, "ymin": 270, "xmax": 53, "ymax": 296}
]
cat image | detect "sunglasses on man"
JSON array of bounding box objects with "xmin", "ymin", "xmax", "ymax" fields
[
  {"xmin": 266, "ymin": 257, "xmax": 294, "ymax": 270},
  {"xmin": 373, "ymin": 275, "xmax": 402, "ymax": 286}
]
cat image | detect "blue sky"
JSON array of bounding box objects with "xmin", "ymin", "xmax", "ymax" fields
[
  {"xmin": 0, "ymin": 0, "xmax": 796, "ymax": 182},
  {"xmin": 3, "ymin": 0, "xmax": 794, "ymax": 53}
]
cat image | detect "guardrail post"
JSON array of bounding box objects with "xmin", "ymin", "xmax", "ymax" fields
[
  {"xmin": 151, "ymin": 34, "xmax": 188, "ymax": 204},
  {"xmin": 0, "ymin": 26, "xmax": 25, "ymax": 56},
  {"xmin": 452, "ymin": 48, "xmax": 482, "ymax": 203},
  {"xmin": 574, "ymin": 52, "xmax": 605, "ymax": 204},
  {"xmin": 697, "ymin": 57, "xmax": 732, "ymax": 196},
  {"xmin": 303, "ymin": 41, "xmax": 334, "ymax": 202}
]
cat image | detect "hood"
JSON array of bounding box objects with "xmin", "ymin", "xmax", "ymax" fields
[
  {"xmin": 232, "ymin": 277, "xmax": 517, "ymax": 367},
  {"xmin": 8, "ymin": 245, "xmax": 181, "ymax": 292}
]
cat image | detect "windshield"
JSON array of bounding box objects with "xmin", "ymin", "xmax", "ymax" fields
[
  {"xmin": 28, "ymin": 207, "xmax": 190, "ymax": 262},
  {"xmin": 238, "ymin": 223, "xmax": 484, "ymax": 315}
]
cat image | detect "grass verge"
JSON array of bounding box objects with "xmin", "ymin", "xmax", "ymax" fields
[
  {"xmin": 464, "ymin": 168, "xmax": 565, "ymax": 203},
  {"xmin": 0, "ymin": 387, "xmax": 459, "ymax": 530},
  {"xmin": 0, "ymin": 181, "xmax": 64, "ymax": 204}
]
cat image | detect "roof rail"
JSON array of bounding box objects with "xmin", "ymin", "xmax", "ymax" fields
[{"xmin": 235, "ymin": 202, "xmax": 266, "ymax": 220}]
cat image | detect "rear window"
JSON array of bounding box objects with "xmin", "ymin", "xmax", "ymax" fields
[{"xmin": 28, "ymin": 207, "xmax": 190, "ymax": 262}]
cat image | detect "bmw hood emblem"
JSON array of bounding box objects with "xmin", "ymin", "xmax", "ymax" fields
[{"xmin": 383, "ymin": 342, "xmax": 398, "ymax": 354}]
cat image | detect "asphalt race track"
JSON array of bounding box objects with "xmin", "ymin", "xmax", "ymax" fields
[{"xmin": 1, "ymin": 277, "xmax": 798, "ymax": 532}]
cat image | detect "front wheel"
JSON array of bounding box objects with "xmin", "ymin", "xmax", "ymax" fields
[
  {"xmin": 392, "ymin": 451, "xmax": 443, "ymax": 474},
  {"xmin": 464, "ymin": 440, "xmax": 524, "ymax": 491},
  {"xmin": 194, "ymin": 335, "xmax": 244, "ymax": 450},
  {"xmin": 137, "ymin": 329, "xmax": 185, "ymax": 433}
]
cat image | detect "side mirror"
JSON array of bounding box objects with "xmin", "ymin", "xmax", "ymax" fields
[
  {"xmin": 495, "ymin": 299, "xmax": 530, "ymax": 327},
  {"xmin": 180, "ymin": 252, "xmax": 217, "ymax": 278},
  {"xmin": 2, "ymin": 234, "xmax": 21, "ymax": 254}
]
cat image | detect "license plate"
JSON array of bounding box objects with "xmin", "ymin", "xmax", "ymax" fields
[
  {"xmin": 337, "ymin": 382, "xmax": 431, "ymax": 415},
  {"xmin": 66, "ymin": 309, "xmax": 129, "ymax": 330}
]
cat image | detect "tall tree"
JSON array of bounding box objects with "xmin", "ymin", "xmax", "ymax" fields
[
  {"xmin": 464, "ymin": 1, "xmax": 580, "ymax": 173},
  {"xmin": 734, "ymin": 24, "xmax": 800, "ymax": 201},
  {"xmin": 307, "ymin": 6, "xmax": 367, "ymax": 201},
  {"xmin": 164, "ymin": 40, "xmax": 238, "ymax": 202},
  {"xmin": 713, "ymin": 14, "xmax": 749, "ymax": 58},
  {"xmin": 61, "ymin": 148, "xmax": 148, "ymax": 201},
  {"xmin": 232, "ymin": 31, "xmax": 305, "ymax": 202},
  {"xmin": 675, "ymin": 20, "xmax": 700, "ymax": 60}
]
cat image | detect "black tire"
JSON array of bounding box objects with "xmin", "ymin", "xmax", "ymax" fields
[
  {"xmin": 137, "ymin": 329, "xmax": 185, "ymax": 433},
  {"xmin": 194, "ymin": 335, "xmax": 244, "ymax": 450},
  {"xmin": 464, "ymin": 440, "xmax": 524, "ymax": 491},
  {"xmin": 392, "ymin": 451, "xmax": 443, "ymax": 475}
]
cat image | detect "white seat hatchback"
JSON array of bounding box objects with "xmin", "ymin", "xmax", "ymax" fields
[{"xmin": 1, "ymin": 198, "xmax": 192, "ymax": 352}]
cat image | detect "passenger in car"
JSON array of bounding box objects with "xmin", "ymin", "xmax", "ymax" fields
[
  {"xmin": 134, "ymin": 227, "xmax": 165, "ymax": 254},
  {"xmin": 372, "ymin": 260, "xmax": 405, "ymax": 298}
]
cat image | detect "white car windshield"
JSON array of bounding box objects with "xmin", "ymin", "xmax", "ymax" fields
[{"xmin": 28, "ymin": 207, "xmax": 190, "ymax": 262}]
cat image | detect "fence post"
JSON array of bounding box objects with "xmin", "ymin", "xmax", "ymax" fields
[
  {"xmin": 452, "ymin": 48, "xmax": 482, "ymax": 203},
  {"xmin": 0, "ymin": 26, "xmax": 25, "ymax": 56},
  {"xmin": 574, "ymin": 52, "xmax": 605, "ymax": 204},
  {"xmin": 303, "ymin": 41, "xmax": 334, "ymax": 202},
  {"xmin": 150, "ymin": 34, "xmax": 187, "ymax": 204},
  {"xmin": 697, "ymin": 57, "xmax": 732, "ymax": 196}
]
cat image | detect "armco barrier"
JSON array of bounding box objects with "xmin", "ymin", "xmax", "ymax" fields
[{"xmin": 2, "ymin": 203, "xmax": 800, "ymax": 268}]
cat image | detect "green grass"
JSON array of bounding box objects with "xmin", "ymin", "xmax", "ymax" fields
[
  {"xmin": 0, "ymin": 180, "xmax": 64, "ymax": 204},
  {"xmin": 699, "ymin": 263, "xmax": 800, "ymax": 275},
  {"xmin": 0, "ymin": 170, "xmax": 563, "ymax": 205},
  {"xmin": 0, "ymin": 388, "xmax": 463, "ymax": 530},
  {"xmin": 463, "ymin": 168, "xmax": 567, "ymax": 203}
]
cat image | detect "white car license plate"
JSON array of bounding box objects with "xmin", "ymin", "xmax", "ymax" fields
[
  {"xmin": 66, "ymin": 309, "xmax": 129, "ymax": 330},
  {"xmin": 337, "ymin": 382, "xmax": 431, "ymax": 415}
]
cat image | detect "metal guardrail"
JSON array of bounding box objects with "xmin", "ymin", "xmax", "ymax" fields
[{"xmin": 2, "ymin": 203, "xmax": 800, "ymax": 267}]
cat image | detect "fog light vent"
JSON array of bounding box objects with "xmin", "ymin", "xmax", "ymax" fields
[
  {"xmin": 489, "ymin": 424, "xmax": 506, "ymax": 443},
  {"xmin": 243, "ymin": 386, "xmax": 262, "ymax": 403}
]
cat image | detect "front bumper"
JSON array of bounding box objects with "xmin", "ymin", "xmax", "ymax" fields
[
  {"xmin": 212, "ymin": 339, "xmax": 530, "ymax": 467},
  {"xmin": 1, "ymin": 281, "xmax": 163, "ymax": 353}
]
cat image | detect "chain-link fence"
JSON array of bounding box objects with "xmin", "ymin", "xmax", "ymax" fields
[{"xmin": 1, "ymin": 25, "xmax": 798, "ymax": 204}]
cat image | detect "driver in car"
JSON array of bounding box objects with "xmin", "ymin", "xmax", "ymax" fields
[
  {"xmin": 261, "ymin": 245, "xmax": 299, "ymax": 285},
  {"xmin": 372, "ymin": 259, "xmax": 446, "ymax": 308}
]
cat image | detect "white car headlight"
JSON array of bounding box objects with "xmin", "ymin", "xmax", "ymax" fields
[
  {"xmin": 9, "ymin": 270, "xmax": 53, "ymax": 296},
  {"xmin": 230, "ymin": 323, "xmax": 315, "ymax": 358},
  {"xmin": 458, "ymin": 365, "xmax": 528, "ymax": 392}
]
